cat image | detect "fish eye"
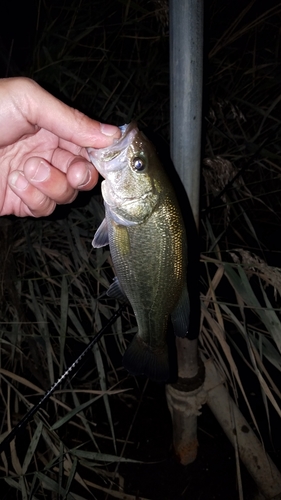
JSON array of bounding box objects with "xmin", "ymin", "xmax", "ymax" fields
[{"xmin": 133, "ymin": 156, "xmax": 146, "ymax": 172}]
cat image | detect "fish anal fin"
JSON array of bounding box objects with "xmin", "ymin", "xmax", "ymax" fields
[{"xmin": 123, "ymin": 335, "xmax": 169, "ymax": 382}]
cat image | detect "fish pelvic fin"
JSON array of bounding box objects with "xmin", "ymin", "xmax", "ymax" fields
[
  {"xmin": 107, "ymin": 277, "xmax": 129, "ymax": 303},
  {"xmin": 123, "ymin": 335, "xmax": 169, "ymax": 382}
]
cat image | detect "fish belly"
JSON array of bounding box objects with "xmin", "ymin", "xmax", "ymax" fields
[{"xmin": 107, "ymin": 195, "xmax": 187, "ymax": 381}]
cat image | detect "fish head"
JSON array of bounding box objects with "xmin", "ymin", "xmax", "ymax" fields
[{"xmin": 88, "ymin": 122, "xmax": 164, "ymax": 224}]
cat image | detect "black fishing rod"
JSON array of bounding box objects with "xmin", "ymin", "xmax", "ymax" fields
[{"xmin": 0, "ymin": 305, "xmax": 125, "ymax": 455}]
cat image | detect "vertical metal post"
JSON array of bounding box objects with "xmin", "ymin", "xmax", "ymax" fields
[
  {"xmin": 170, "ymin": 0, "xmax": 203, "ymax": 227},
  {"xmin": 166, "ymin": 0, "xmax": 204, "ymax": 465}
]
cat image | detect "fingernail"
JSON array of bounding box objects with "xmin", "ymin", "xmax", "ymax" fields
[
  {"xmin": 31, "ymin": 161, "xmax": 50, "ymax": 182},
  {"xmin": 9, "ymin": 171, "xmax": 29, "ymax": 191},
  {"xmin": 77, "ymin": 168, "xmax": 91, "ymax": 188},
  {"xmin": 100, "ymin": 123, "xmax": 120, "ymax": 137}
]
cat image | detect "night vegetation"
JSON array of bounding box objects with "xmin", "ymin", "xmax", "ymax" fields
[{"xmin": 1, "ymin": 1, "xmax": 281, "ymax": 498}]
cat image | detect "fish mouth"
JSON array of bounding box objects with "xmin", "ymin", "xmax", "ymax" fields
[
  {"xmin": 87, "ymin": 122, "xmax": 138, "ymax": 172},
  {"xmin": 118, "ymin": 121, "xmax": 137, "ymax": 138}
]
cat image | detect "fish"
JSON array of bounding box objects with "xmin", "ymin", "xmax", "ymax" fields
[{"xmin": 87, "ymin": 122, "xmax": 189, "ymax": 382}]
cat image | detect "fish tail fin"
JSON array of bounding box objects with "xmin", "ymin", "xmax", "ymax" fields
[{"xmin": 123, "ymin": 335, "xmax": 169, "ymax": 382}]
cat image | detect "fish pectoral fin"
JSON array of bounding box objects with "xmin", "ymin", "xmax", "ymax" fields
[
  {"xmin": 107, "ymin": 277, "xmax": 129, "ymax": 303},
  {"xmin": 123, "ymin": 335, "xmax": 169, "ymax": 382},
  {"xmin": 171, "ymin": 284, "xmax": 190, "ymax": 338},
  {"xmin": 92, "ymin": 219, "xmax": 109, "ymax": 248}
]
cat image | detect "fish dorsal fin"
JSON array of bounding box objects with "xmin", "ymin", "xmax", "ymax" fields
[
  {"xmin": 107, "ymin": 277, "xmax": 129, "ymax": 303},
  {"xmin": 92, "ymin": 219, "xmax": 109, "ymax": 248},
  {"xmin": 171, "ymin": 284, "xmax": 190, "ymax": 338}
]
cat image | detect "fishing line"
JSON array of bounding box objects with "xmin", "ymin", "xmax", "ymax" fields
[{"xmin": 0, "ymin": 305, "xmax": 125, "ymax": 455}]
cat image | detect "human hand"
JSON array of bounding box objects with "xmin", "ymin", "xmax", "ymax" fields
[{"xmin": 0, "ymin": 77, "xmax": 121, "ymax": 217}]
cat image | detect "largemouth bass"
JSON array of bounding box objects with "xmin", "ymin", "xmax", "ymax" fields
[{"xmin": 88, "ymin": 122, "xmax": 189, "ymax": 382}]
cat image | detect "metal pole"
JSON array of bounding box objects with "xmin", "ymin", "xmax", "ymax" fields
[
  {"xmin": 167, "ymin": 0, "xmax": 204, "ymax": 465},
  {"xmin": 170, "ymin": 0, "xmax": 203, "ymax": 226}
]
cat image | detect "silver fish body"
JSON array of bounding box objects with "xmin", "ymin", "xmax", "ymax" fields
[{"xmin": 88, "ymin": 122, "xmax": 189, "ymax": 381}]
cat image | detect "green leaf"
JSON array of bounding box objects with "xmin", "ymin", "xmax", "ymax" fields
[
  {"xmin": 22, "ymin": 420, "xmax": 44, "ymax": 474},
  {"xmin": 70, "ymin": 448, "xmax": 140, "ymax": 463},
  {"xmin": 60, "ymin": 274, "xmax": 69, "ymax": 375},
  {"xmin": 63, "ymin": 457, "xmax": 78, "ymax": 500},
  {"xmin": 51, "ymin": 396, "xmax": 102, "ymax": 431}
]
